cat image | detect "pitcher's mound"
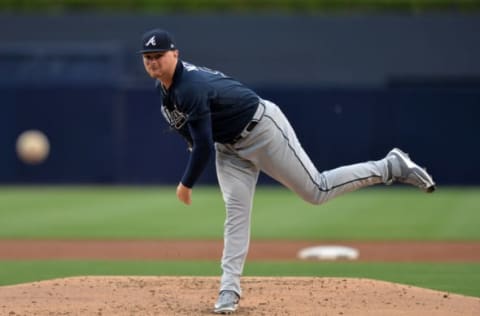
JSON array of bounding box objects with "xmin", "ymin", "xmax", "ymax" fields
[{"xmin": 0, "ymin": 276, "xmax": 478, "ymax": 315}]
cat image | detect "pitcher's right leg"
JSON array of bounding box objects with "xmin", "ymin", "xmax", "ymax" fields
[
  {"xmin": 386, "ymin": 148, "xmax": 436, "ymax": 192},
  {"xmin": 248, "ymin": 100, "xmax": 390, "ymax": 205}
]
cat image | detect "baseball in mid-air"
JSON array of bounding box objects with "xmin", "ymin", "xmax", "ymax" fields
[{"xmin": 16, "ymin": 130, "xmax": 50, "ymax": 165}]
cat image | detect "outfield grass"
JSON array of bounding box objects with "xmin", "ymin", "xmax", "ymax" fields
[
  {"xmin": 0, "ymin": 186, "xmax": 479, "ymax": 240},
  {"xmin": 0, "ymin": 261, "xmax": 479, "ymax": 297},
  {"xmin": 1, "ymin": 186, "xmax": 479, "ymax": 297}
]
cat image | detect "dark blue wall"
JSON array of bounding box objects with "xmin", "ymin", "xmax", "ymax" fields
[
  {"xmin": 1, "ymin": 13, "xmax": 480, "ymax": 87},
  {"xmin": 2, "ymin": 85, "xmax": 478, "ymax": 185},
  {"xmin": 1, "ymin": 13, "xmax": 479, "ymax": 185}
]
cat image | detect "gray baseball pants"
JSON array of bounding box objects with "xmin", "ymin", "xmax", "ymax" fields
[{"xmin": 215, "ymin": 99, "xmax": 390, "ymax": 296}]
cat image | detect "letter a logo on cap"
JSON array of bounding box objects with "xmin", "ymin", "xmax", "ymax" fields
[{"xmin": 146, "ymin": 36, "xmax": 156, "ymax": 47}]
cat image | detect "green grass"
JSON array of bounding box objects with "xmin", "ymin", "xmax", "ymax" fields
[
  {"xmin": 0, "ymin": 260, "xmax": 479, "ymax": 297},
  {"xmin": 1, "ymin": 186, "xmax": 479, "ymax": 298},
  {"xmin": 2, "ymin": 0, "xmax": 480, "ymax": 13},
  {"xmin": 0, "ymin": 186, "xmax": 479, "ymax": 240}
]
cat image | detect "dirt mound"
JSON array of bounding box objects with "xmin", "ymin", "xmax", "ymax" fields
[{"xmin": 0, "ymin": 276, "xmax": 478, "ymax": 315}]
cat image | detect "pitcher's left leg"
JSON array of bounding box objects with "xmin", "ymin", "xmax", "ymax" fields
[{"xmin": 215, "ymin": 144, "xmax": 259, "ymax": 297}]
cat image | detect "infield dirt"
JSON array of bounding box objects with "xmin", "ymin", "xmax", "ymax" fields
[
  {"xmin": 1, "ymin": 276, "xmax": 479, "ymax": 315},
  {"xmin": 1, "ymin": 240, "xmax": 480, "ymax": 315},
  {"xmin": 1, "ymin": 240, "xmax": 480, "ymax": 261}
]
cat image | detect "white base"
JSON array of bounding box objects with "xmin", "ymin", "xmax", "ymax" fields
[{"xmin": 297, "ymin": 245, "xmax": 359, "ymax": 260}]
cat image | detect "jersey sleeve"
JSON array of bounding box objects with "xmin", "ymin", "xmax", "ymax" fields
[{"xmin": 180, "ymin": 114, "xmax": 214, "ymax": 188}]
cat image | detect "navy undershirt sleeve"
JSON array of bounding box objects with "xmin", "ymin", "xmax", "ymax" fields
[{"xmin": 180, "ymin": 115, "xmax": 214, "ymax": 188}]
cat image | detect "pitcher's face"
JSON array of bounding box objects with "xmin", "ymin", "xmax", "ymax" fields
[{"xmin": 143, "ymin": 50, "xmax": 178, "ymax": 81}]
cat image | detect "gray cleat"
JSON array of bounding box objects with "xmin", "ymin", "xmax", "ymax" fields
[
  {"xmin": 214, "ymin": 290, "xmax": 240, "ymax": 314},
  {"xmin": 386, "ymin": 148, "xmax": 436, "ymax": 193}
]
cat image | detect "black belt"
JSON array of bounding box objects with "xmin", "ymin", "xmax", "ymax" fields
[
  {"xmin": 229, "ymin": 101, "xmax": 266, "ymax": 144},
  {"xmin": 230, "ymin": 121, "xmax": 258, "ymax": 144}
]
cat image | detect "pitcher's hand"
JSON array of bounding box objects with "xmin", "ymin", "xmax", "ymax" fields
[{"xmin": 176, "ymin": 182, "xmax": 192, "ymax": 205}]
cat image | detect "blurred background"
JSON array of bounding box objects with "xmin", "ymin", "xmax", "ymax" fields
[
  {"xmin": 1, "ymin": 0, "xmax": 479, "ymax": 186},
  {"xmin": 1, "ymin": 1, "xmax": 480, "ymax": 299}
]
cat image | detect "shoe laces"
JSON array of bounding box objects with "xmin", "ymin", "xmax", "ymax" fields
[{"xmin": 219, "ymin": 290, "xmax": 239, "ymax": 303}]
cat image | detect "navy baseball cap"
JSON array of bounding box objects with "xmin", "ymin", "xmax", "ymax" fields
[{"xmin": 139, "ymin": 29, "xmax": 176, "ymax": 54}]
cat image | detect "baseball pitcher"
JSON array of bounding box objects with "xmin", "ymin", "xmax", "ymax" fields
[{"xmin": 139, "ymin": 28, "xmax": 435, "ymax": 314}]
